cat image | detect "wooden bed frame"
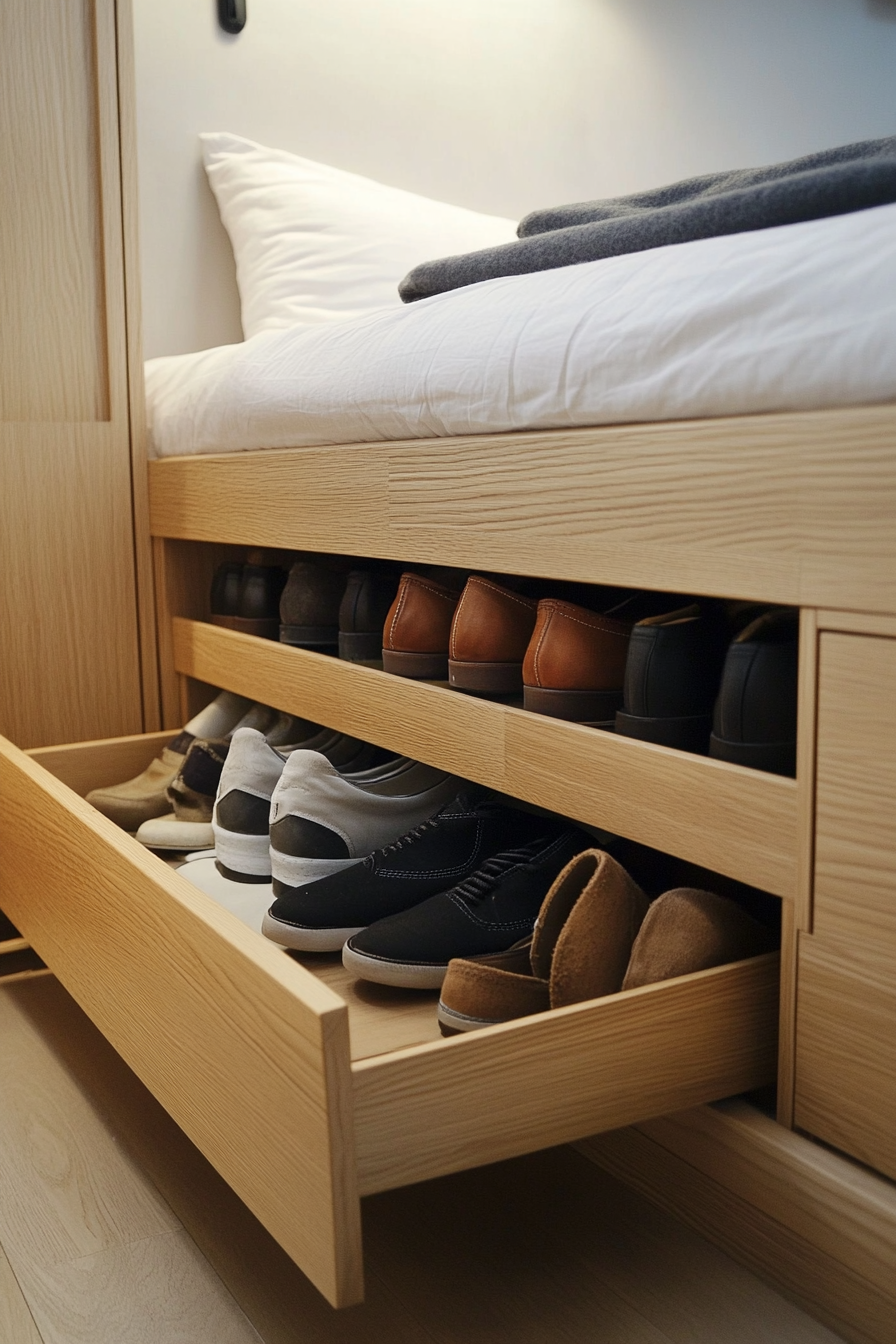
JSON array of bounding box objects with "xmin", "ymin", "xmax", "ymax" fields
[{"xmin": 2, "ymin": 403, "xmax": 895, "ymax": 1339}]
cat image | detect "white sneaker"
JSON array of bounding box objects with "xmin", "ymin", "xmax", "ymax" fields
[
  {"xmin": 268, "ymin": 752, "xmax": 460, "ymax": 889},
  {"xmin": 136, "ymin": 703, "xmax": 310, "ymax": 852}
]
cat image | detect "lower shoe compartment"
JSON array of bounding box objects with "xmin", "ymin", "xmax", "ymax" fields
[{"xmin": 0, "ymin": 729, "xmax": 779, "ymax": 1308}]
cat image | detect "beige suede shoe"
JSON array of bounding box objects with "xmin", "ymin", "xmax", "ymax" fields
[
  {"xmin": 621, "ymin": 887, "xmax": 776, "ymax": 990},
  {"xmin": 85, "ymin": 742, "xmax": 190, "ymax": 833},
  {"xmin": 437, "ymin": 849, "xmax": 648, "ymax": 1034}
]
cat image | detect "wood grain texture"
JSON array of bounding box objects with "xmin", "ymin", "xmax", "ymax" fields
[
  {"xmin": 630, "ymin": 1100, "xmax": 896, "ymax": 1307},
  {"xmin": 0, "ymin": 1243, "xmax": 43, "ymax": 1344},
  {"xmin": 794, "ymin": 932, "xmax": 896, "ymax": 1181},
  {"xmin": 149, "ymin": 402, "xmax": 896, "ymax": 613},
  {"xmin": 0, "ymin": 0, "xmax": 145, "ymax": 749},
  {"xmin": 172, "ymin": 619, "xmax": 796, "ymax": 897},
  {"xmin": 300, "ymin": 955, "xmax": 442, "ymax": 1060},
  {"xmin": 352, "ymin": 954, "xmax": 779, "ymax": 1196},
  {"xmin": 812, "ymin": 633, "xmax": 896, "ymax": 956},
  {"xmin": 28, "ymin": 729, "xmax": 174, "ymax": 797},
  {"xmin": 818, "ymin": 609, "xmax": 896, "ymax": 638},
  {"xmin": 0, "ymin": 735, "xmax": 363, "ymax": 1307},
  {"xmin": 116, "ymin": 0, "xmax": 161, "ymax": 732},
  {"xmin": 580, "ymin": 1106, "xmax": 896, "ymax": 1344}
]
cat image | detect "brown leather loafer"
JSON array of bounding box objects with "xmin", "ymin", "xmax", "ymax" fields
[
  {"xmin": 437, "ymin": 849, "xmax": 649, "ymax": 1033},
  {"xmin": 382, "ymin": 572, "xmax": 461, "ymax": 678},
  {"xmin": 522, "ymin": 598, "xmax": 633, "ymax": 723},
  {"xmin": 448, "ymin": 575, "xmax": 539, "ymax": 693}
]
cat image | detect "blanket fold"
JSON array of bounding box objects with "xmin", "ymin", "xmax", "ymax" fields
[{"xmin": 399, "ymin": 134, "xmax": 896, "ymax": 303}]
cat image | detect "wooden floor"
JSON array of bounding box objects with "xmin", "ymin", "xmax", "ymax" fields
[{"xmin": 0, "ymin": 970, "xmax": 845, "ymax": 1344}]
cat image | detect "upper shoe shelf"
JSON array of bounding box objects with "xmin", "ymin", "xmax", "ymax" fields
[{"xmin": 171, "ymin": 617, "xmax": 796, "ymax": 900}]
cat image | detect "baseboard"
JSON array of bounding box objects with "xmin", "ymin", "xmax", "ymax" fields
[{"xmin": 577, "ymin": 1100, "xmax": 896, "ymax": 1344}]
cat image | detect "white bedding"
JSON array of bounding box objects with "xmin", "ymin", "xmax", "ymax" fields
[{"xmin": 146, "ymin": 203, "xmax": 896, "ymax": 458}]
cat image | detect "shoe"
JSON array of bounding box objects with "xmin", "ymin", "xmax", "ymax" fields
[
  {"xmin": 522, "ymin": 597, "xmax": 633, "ymax": 723},
  {"xmin": 86, "ymin": 690, "xmax": 252, "ymax": 832},
  {"xmin": 136, "ymin": 703, "xmax": 296, "ymax": 851},
  {"xmin": 210, "ymin": 559, "xmax": 288, "ymax": 639},
  {"xmin": 620, "ymin": 887, "xmax": 776, "ymax": 989},
  {"xmin": 447, "ymin": 576, "xmax": 538, "ymax": 694},
  {"xmin": 437, "ymin": 849, "xmax": 648, "ymax": 1033},
  {"xmin": 437, "ymin": 873, "xmax": 774, "ymax": 1032},
  {"xmin": 279, "ymin": 559, "xmax": 347, "ymax": 651},
  {"xmin": 709, "ymin": 607, "xmax": 799, "ymax": 776},
  {"xmin": 341, "ymin": 826, "xmax": 587, "ymax": 989},
  {"xmin": 261, "ymin": 790, "xmax": 542, "ymax": 950},
  {"xmin": 268, "ymin": 752, "xmax": 460, "ymax": 889},
  {"xmin": 338, "ymin": 567, "xmax": 401, "ymax": 662},
  {"xmin": 211, "ymin": 725, "xmax": 388, "ymax": 880},
  {"xmin": 381, "ymin": 572, "xmax": 461, "ymax": 679},
  {"xmin": 615, "ymin": 603, "xmax": 730, "ymax": 752}
]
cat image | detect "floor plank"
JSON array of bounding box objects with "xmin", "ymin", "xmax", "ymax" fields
[
  {"xmin": 7, "ymin": 1230, "xmax": 263, "ymax": 1344},
  {"xmin": 0, "ymin": 1242, "xmax": 43, "ymax": 1344}
]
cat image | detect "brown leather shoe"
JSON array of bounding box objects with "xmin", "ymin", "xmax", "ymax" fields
[
  {"xmin": 448, "ymin": 576, "xmax": 539, "ymax": 693},
  {"xmin": 522, "ymin": 598, "xmax": 633, "ymax": 723},
  {"xmin": 382, "ymin": 572, "xmax": 461, "ymax": 678},
  {"xmin": 437, "ymin": 849, "xmax": 649, "ymax": 1033}
]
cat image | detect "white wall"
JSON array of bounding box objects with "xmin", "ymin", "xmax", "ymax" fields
[{"xmin": 134, "ymin": 0, "xmax": 896, "ymax": 358}]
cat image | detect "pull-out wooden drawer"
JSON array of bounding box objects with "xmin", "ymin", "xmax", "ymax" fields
[{"xmin": 0, "ymin": 730, "xmax": 779, "ymax": 1307}]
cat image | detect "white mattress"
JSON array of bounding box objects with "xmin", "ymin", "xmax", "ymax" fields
[{"xmin": 146, "ymin": 203, "xmax": 896, "ymax": 459}]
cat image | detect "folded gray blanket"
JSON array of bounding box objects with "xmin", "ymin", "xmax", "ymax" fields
[{"xmin": 399, "ymin": 134, "xmax": 896, "ymax": 303}]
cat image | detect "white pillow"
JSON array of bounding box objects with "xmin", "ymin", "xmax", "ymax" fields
[{"xmin": 201, "ymin": 132, "xmax": 518, "ymax": 339}]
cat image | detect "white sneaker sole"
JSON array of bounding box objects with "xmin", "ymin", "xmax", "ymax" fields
[
  {"xmin": 135, "ymin": 815, "xmax": 214, "ymax": 851},
  {"xmin": 270, "ymin": 853, "xmax": 361, "ymax": 887},
  {"xmin": 177, "ymin": 857, "xmax": 273, "ymax": 937},
  {"xmin": 212, "ymin": 824, "xmax": 271, "ymax": 878},
  {"xmin": 341, "ymin": 943, "xmax": 447, "ymax": 989},
  {"xmin": 260, "ymin": 913, "xmax": 364, "ymax": 952}
]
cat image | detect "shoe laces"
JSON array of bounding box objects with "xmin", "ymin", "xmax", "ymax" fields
[
  {"xmin": 378, "ymin": 815, "xmax": 442, "ymax": 858},
  {"xmin": 451, "ymin": 838, "xmax": 553, "ymax": 905}
]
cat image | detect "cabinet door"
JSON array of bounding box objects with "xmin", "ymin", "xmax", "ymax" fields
[
  {"xmin": 0, "ymin": 0, "xmax": 144, "ymax": 747},
  {"xmin": 794, "ymin": 633, "xmax": 896, "ymax": 1178}
]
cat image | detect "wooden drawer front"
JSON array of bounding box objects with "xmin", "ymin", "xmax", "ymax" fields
[
  {"xmin": 813, "ymin": 633, "xmax": 896, "ymax": 960},
  {"xmin": 794, "ymin": 933, "xmax": 896, "ymax": 1180},
  {"xmin": 1, "ymin": 731, "xmax": 780, "ymax": 1306},
  {"xmin": 0, "ymin": 733, "xmax": 362, "ymax": 1308}
]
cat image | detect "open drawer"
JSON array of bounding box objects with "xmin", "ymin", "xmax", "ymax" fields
[{"xmin": 0, "ymin": 730, "xmax": 779, "ymax": 1307}]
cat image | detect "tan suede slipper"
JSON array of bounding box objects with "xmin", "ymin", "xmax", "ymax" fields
[
  {"xmin": 621, "ymin": 887, "xmax": 776, "ymax": 990},
  {"xmin": 437, "ymin": 849, "xmax": 649, "ymax": 1034}
]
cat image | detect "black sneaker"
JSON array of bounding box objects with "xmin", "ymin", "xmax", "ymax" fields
[
  {"xmin": 341, "ymin": 827, "xmax": 587, "ymax": 988},
  {"xmin": 261, "ymin": 791, "xmax": 543, "ymax": 950}
]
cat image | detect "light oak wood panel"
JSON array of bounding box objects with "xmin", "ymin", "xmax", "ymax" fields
[
  {"xmin": 149, "ymin": 402, "xmax": 896, "ymax": 612},
  {"xmin": 301, "ymin": 956, "xmax": 442, "ymax": 1060},
  {"xmin": 627, "ymin": 1100, "xmax": 896, "ymax": 1309},
  {"xmin": 818, "ymin": 609, "xmax": 896, "ymax": 638},
  {"xmin": 580, "ymin": 1106, "xmax": 896, "ymax": 1344},
  {"xmin": 503, "ymin": 710, "xmax": 795, "ymax": 899},
  {"xmin": 794, "ymin": 932, "xmax": 896, "ymax": 1181},
  {"xmin": 778, "ymin": 607, "xmax": 819, "ymax": 1125},
  {"xmin": 813, "ymin": 632, "xmax": 896, "ymax": 956},
  {"xmin": 115, "ymin": 0, "xmax": 161, "ymax": 732},
  {"xmin": 172, "ymin": 619, "xmax": 796, "ymax": 897},
  {"xmin": 352, "ymin": 954, "xmax": 778, "ymax": 1196},
  {"xmin": 28, "ymin": 729, "xmax": 174, "ymax": 797},
  {"xmin": 0, "ymin": 0, "xmax": 108, "ymax": 421},
  {"xmin": 0, "ymin": 734, "xmax": 363, "ymax": 1308},
  {"xmin": 0, "ymin": 1243, "xmax": 43, "ymax": 1344},
  {"xmin": 0, "ymin": 938, "xmax": 30, "ymax": 957},
  {"xmin": 0, "ymin": 426, "xmax": 144, "ymax": 749},
  {"xmin": 0, "ymin": 0, "xmax": 147, "ymax": 749}
]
